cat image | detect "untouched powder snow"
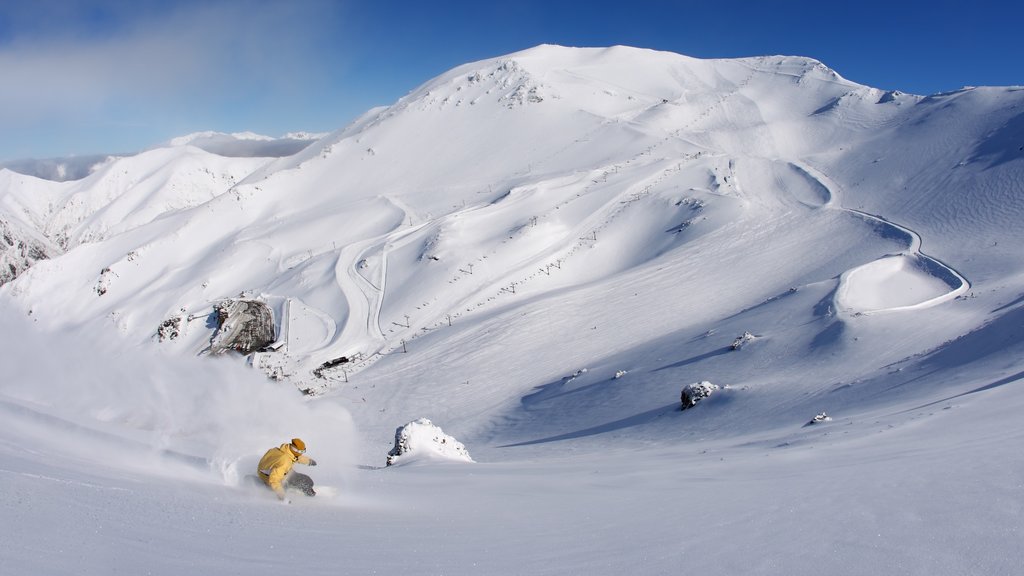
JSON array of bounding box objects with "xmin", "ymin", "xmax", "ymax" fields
[{"xmin": 2, "ymin": 45, "xmax": 1024, "ymax": 575}]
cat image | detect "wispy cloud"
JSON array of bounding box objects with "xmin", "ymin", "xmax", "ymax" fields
[{"xmin": 0, "ymin": 0, "xmax": 350, "ymax": 158}]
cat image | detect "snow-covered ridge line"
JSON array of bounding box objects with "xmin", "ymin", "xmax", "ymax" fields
[
  {"xmin": 2, "ymin": 43, "xmax": 1022, "ymax": 391},
  {"xmin": 2, "ymin": 44, "xmax": 1024, "ymax": 576}
]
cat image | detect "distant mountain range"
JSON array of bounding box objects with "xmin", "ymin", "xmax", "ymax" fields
[{"xmin": 0, "ymin": 131, "xmax": 325, "ymax": 182}]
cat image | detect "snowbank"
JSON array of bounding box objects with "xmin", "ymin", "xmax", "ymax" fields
[{"xmin": 386, "ymin": 418, "xmax": 474, "ymax": 466}]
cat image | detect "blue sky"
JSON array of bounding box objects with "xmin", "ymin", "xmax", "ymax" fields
[{"xmin": 1, "ymin": 0, "xmax": 1020, "ymax": 161}]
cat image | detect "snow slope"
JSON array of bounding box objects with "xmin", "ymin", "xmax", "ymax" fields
[{"xmin": 2, "ymin": 45, "xmax": 1023, "ymax": 575}]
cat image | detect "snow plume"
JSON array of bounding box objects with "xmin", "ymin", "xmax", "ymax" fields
[{"xmin": 0, "ymin": 302, "xmax": 356, "ymax": 487}]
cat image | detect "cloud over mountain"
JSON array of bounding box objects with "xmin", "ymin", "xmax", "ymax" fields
[{"xmin": 0, "ymin": 0, "xmax": 347, "ymax": 159}]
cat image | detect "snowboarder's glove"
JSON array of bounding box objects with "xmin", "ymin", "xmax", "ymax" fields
[{"xmin": 308, "ymin": 459, "xmax": 317, "ymax": 466}]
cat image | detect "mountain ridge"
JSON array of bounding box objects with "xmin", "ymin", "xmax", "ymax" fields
[
  {"xmin": 2, "ymin": 45, "xmax": 1022, "ymax": 401},
  {"xmin": 3, "ymin": 45, "xmax": 1024, "ymax": 575}
]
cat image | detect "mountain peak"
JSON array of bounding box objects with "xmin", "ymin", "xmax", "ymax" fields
[
  {"xmin": 391, "ymin": 44, "xmax": 861, "ymax": 124},
  {"xmin": 4, "ymin": 43, "xmax": 1022, "ymax": 400}
]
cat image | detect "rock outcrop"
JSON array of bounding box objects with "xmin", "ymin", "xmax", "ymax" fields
[
  {"xmin": 681, "ymin": 381, "xmax": 720, "ymax": 409},
  {"xmin": 208, "ymin": 299, "xmax": 276, "ymax": 355},
  {"xmin": 0, "ymin": 217, "xmax": 59, "ymax": 286}
]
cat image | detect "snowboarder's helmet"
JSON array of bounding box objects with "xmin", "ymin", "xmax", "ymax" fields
[{"xmin": 290, "ymin": 438, "xmax": 306, "ymax": 455}]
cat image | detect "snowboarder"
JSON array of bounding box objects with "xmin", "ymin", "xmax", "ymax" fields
[{"xmin": 257, "ymin": 438, "xmax": 318, "ymax": 500}]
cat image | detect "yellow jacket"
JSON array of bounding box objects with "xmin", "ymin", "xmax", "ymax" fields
[{"xmin": 257, "ymin": 444, "xmax": 313, "ymax": 497}]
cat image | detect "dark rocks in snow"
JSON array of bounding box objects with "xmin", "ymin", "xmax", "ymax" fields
[
  {"xmin": 731, "ymin": 331, "xmax": 757, "ymax": 350},
  {"xmin": 0, "ymin": 217, "xmax": 59, "ymax": 286},
  {"xmin": 157, "ymin": 316, "xmax": 185, "ymax": 342},
  {"xmin": 386, "ymin": 418, "xmax": 473, "ymax": 467},
  {"xmin": 208, "ymin": 299, "xmax": 275, "ymax": 355},
  {"xmin": 807, "ymin": 412, "xmax": 832, "ymax": 425},
  {"xmin": 877, "ymin": 90, "xmax": 905, "ymax": 104},
  {"xmin": 564, "ymin": 368, "xmax": 588, "ymax": 383},
  {"xmin": 681, "ymin": 381, "xmax": 720, "ymax": 409},
  {"xmin": 95, "ymin": 267, "xmax": 113, "ymax": 296}
]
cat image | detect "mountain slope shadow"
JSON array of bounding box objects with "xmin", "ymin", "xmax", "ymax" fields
[
  {"xmin": 919, "ymin": 303, "xmax": 1024, "ymax": 372},
  {"xmin": 903, "ymin": 369, "xmax": 1024, "ymax": 413},
  {"xmin": 654, "ymin": 347, "xmax": 732, "ymax": 371},
  {"xmin": 499, "ymin": 403, "xmax": 680, "ymax": 447},
  {"xmin": 810, "ymin": 320, "xmax": 845, "ymax": 351},
  {"xmin": 968, "ymin": 109, "xmax": 1024, "ymax": 169}
]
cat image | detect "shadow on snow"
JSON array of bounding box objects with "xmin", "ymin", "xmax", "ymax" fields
[{"xmin": 499, "ymin": 403, "xmax": 680, "ymax": 447}]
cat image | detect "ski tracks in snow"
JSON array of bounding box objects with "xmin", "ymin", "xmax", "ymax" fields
[
  {"xmin": 315, "ymin": 64, "xmax": 969, "ymax": 384},
  {"xmin": 793, "ymin": 161, "xmax": 971, "ymax": 314}
]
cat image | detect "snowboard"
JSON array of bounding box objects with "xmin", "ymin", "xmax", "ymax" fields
[{"xmin": 243, "ymin": 473, "xmax": 317, "ymax": 497}]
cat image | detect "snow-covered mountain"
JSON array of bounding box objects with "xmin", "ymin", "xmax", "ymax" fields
[
  {"xmin": 0, "ymin": 132, "xmax": 322, "ymax": 184},
  {"xmin": 0, "ymin": 153, "xmax": 119, "ymax": 182},
  {"xmin": 2, "ymin": 45, "xmax": 1023, "ymax": 575}
]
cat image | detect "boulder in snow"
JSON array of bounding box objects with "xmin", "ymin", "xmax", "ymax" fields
[
  {"xmin": 208, "ymin": 299, "xmax": 275, "ymax": 355},
  {"xmin": 386, "ymin": 418, "xmax": 474, "ymax": 466},
  {"xmin": 808, "ymin": 412, "xmax": 832, "ymax": 425},
  {"xmin": 730, "ymin": 331, "xmax": 757, "ymax": 350},
  {"xmin": 157, "ymin": 315, "xmax": 185, "ymax": 342},
  {"xmin": 681, "ymin": 381, "xmax": 720, "ymax": 410}
]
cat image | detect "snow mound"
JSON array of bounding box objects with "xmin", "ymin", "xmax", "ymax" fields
[
  {"xmin": 836, "ymin": 255, "xmax": 963, "ymax": 314},
  {"xmin": 386, "ymin": 418, "xmax": 474, "ymax": 466}
]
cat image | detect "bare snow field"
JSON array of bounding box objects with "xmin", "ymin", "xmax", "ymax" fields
[{"xmin": 2, "ymin": 45, "xmax": 1023, "ymax": 575}]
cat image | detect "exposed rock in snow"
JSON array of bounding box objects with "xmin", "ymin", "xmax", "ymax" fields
[
  {"xmin": 877, "ymin": 90, "xmax": 907, "ymax": 104},
  {"xmin": 156, "ymin": 313, "xmax": 186, "ymax": 342},
  {"xmin": 208, "ymin": 299, "xmax": 276, "ymax": 355},
  {"xmin": 94, "ymin": 267, "xmax": 113, "ymax": 296},
  {"xmin": 730, "ymin": 332, "xmax": 757, "ymax": 350},
  {"xmin": 808, "ymin": 412, "xmax": 833, "ymax": 425},
  {"xmin": 386, "ymin": 418, "xmax": 474, "ymax": 466},
  {"xmin": 565, "ymin": 368, "xmax": 588, "ymax": 382},
  {"xmin": 0, "ymin": 217, "xmax": 58, "ymax": 285},
  {"xmin": 681, "ymin": 381, "xmax": 720, "ymax": 409}
]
